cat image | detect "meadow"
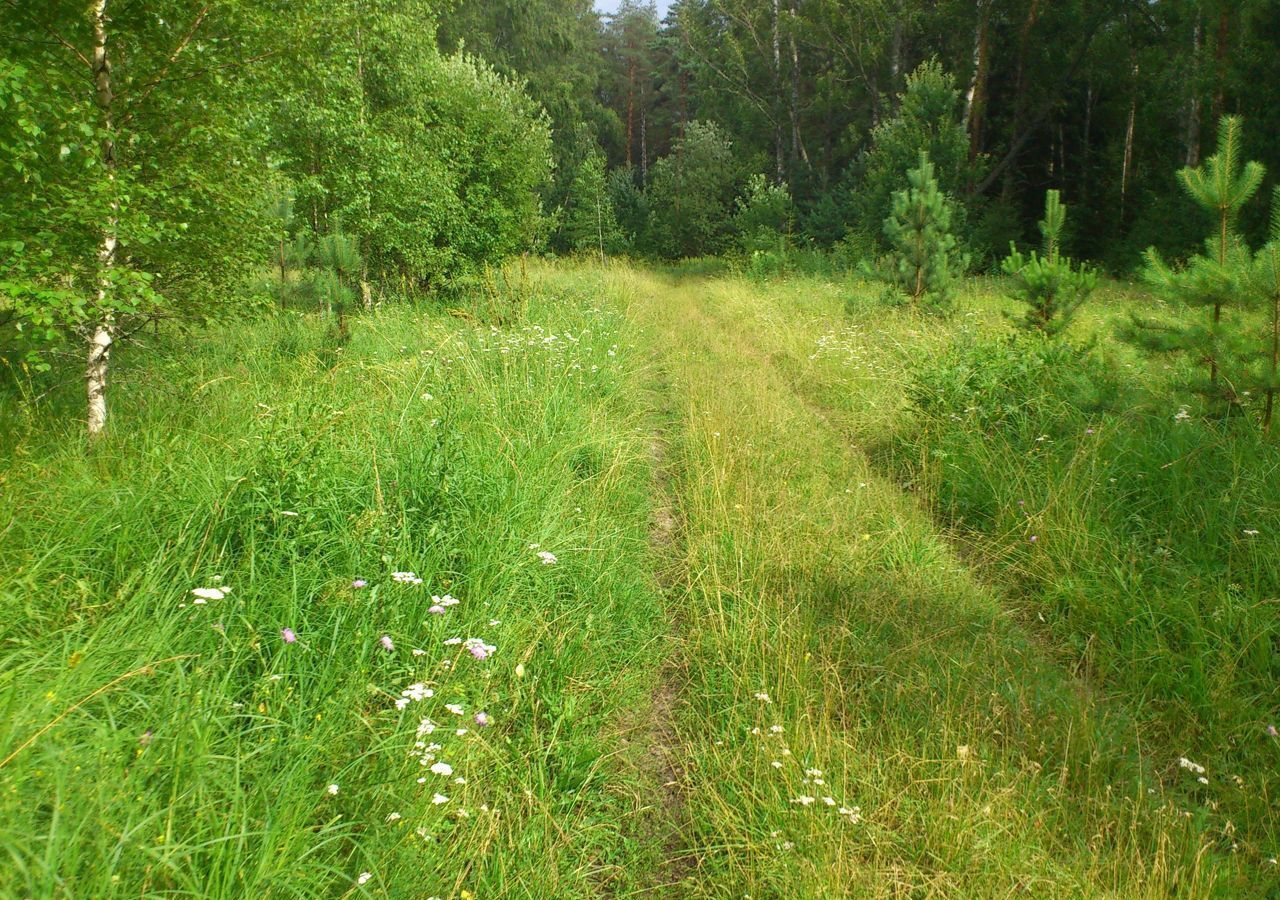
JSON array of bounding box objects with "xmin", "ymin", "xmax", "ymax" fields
[{"xmin": 2, "ymin": 261, "xmax": 1277, "ymax": 897}]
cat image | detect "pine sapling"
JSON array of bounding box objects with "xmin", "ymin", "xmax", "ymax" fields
[
  {"xmin": 1002, "ymin": 190, "xmax": 1097, "ymax": 336},
  {"xmin": 1127, "ymin": 116, "xmax": 1265, "ymax": 399},
  {"xmin": 1253, "ymin": 188, "xmax": 1280, "ymax": 432},
  {"xmin": 315, "ymin": 231, "xmax": 362, "ymax": 316},
  {"xmin": 881, "ymin": 151, "xmax": 966, "ymax": 313}
]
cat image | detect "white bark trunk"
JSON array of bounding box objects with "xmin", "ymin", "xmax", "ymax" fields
[
  {"xmin": 88, "ymin": 0, "xmax": 117, "ymax": 438},
  {"xmin": 86, "ymin": 321, "xmax": 113, "ymax": 435}
]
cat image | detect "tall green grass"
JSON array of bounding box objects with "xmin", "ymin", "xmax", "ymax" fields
[
  {"xmin": 894, "ymin": 329, "xmax": 1280, "ymax": 859},
  {"xmin": 545, "ymin": 261, "xmax": 1233, "ymax": 896},
  {"xmin": 0, "ymin": 289, "xmax": 664, "ymax": 896}
]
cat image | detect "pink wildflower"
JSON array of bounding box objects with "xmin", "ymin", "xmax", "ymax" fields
[{"xmin": 281, "ymin": 628, "xmax": 297, "ymax": 644}]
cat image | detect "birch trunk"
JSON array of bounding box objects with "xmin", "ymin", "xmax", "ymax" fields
[
  {"xmin": 88, "ymin": 0, "xmax": 117, "ymax": 438},
  {"xmin": 772, "ymin": 0, "xmax": 784, "ymax": 181},
  {"xmin": 964, "ymin": 0, "xmax": 991, "ymax": 163},
  {"xmin": 1185, "ymin": 17, "xmax": 1202, "ymax": 167},
  {"xmin": 1120, "ymin": 55, "xmax": 1138, "ymax": 220},
  {"xmin": 787, "ymin": 1, "xmax": 807, "ymax": 167}
]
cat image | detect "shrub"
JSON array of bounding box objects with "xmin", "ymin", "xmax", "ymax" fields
[
  {"xmin": 642, "ymin": 121, "xmax": 739, "ymax": 258},
  {"xmin": 733, "ymin": 174, "xmax": 795, "ymax": 254}
]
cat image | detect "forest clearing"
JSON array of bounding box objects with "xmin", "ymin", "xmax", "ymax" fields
[
  {"xmin": 2, "ymin": 262, "xmax": 1278, "ymax": 896},
  {"xmin": 4, "ymin": 1, "xmax": 1280, "ymax": 896}
]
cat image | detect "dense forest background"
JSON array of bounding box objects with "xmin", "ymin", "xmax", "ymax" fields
[
  {"xmin": 3, "ymin": 0, "xmax": 1280, "ymax": 430},
  {"xmin": 466, "ymin": 0, "xmax": 1280, "ymax": 267}
]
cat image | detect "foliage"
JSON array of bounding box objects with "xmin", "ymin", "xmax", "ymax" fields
[
  {"xmin": 855, "ymin": 60, "xmax": 975, "ymax": 251},
  {"xmin": 562, "ymin": 149, "xmax": 626, "ymax": 258},
  {"xmin": 880, "ymin": 151, "xmax": 966, "ymax": 313},
  {"xmin": 1001, "ymin": 190, "xmax": 1097, "ymax": 336},
  {"xmin": 732, "ymin": 174, "xmax": 795, "ymax": 253},
  {"xmin": 1249, "ymin": 188, "xmax": 1280, "ymax": 431},
  {"xmin": 606, "ymin": 166, "xmax": 649, "ymax": 248},
  {"xmin": 1125, "ymin": 117, "xmax": 1268, "ymax": 415},
  {"xmin": 438, "ymin": 0, "xmax": 609, "ymax": 206},
  {"xmin": 0, "ymin": 4, "xmax": 276, "ymax": 373},
  {"xmin": 642, "ymin": 121, "xmax": 739, "ymax": 258},
  {"xmin": 273, "ymin": 5, "xmax": 553, "ymax": 288}
]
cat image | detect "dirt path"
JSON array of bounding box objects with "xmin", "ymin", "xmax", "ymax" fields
[{"xmin": 641, "ymin": 424, "xmax": 695, "ymax": 895}]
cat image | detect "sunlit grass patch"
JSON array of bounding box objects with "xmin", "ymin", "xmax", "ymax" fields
[{"xmin": 0, "ymin": 286, "xmax": 663, "ymax": 897}]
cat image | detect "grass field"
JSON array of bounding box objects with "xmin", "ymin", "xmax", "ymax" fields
[{"xmin": 1, "ymin": 261, "xmax": 1277, "ymax": 896}]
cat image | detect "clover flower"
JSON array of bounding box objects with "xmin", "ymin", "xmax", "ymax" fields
[
  {"xmin": 464, "ymin": 638, "xmax": 496, "ymax": 660},
  {"xmin": 281, "ymin": 628, "xmax": 297, "ymax": 644},
  {"xmin": 351, "ymin": 579, "xmax": 368, "ymax": 589},
  {"xmin": 379, "ymin": 635, "xmax": 395, "ymax": 652}
]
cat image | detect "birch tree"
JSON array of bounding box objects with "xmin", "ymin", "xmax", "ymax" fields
[{"xmin": 1, "ymin": 0, "xmax": 277, "ymax": 436}]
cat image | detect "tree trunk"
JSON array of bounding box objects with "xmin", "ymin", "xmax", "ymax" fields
[
  {"xmin": 964, "ymin": 0, "xmax": 991, "ymax": 162},
  {"xmin": 1185, "ymin": 16, "xmax": 1202, "ymax": 167},
  {"xmin": 626, "ymin": 58, "xmax": 636, "ymax": 168},
  {"xmin": 1012, "ymin": 0, "xmax": 1041, "ymax": 133},
  {"xmin": 640, "ymin": 105, "xmax": 648, "ymax": 183},
  {"xmin": 1081, "ymin": 80, "xmax": 1093, "ymax": 201},
  {"xmin": 1120, "ymin": 53, "xmax": 1138, "ymax": 221},
  {"xmin": 889, "ymin": 5, "xmax": 902, "ymax": 94},
  {"xmin": 88, "ymin": 0, "xmax": 117, "ymax": 438},
  {"xmin": 787, "ymin": 1, "xmax": 808, "ymax": 168},
  {"xmin": 772, "ymin": 0, "xmax": 784, "ymax": 181},
  {"xmin": 1212, "ymin": 6, "xmax": 1228, "ymax": 123}
]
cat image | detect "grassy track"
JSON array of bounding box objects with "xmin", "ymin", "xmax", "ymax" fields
[
  {"xmin": 2, "ymin": 261, "xmax": 1276, "ymax": 896},
  {"xmin": 538, "ymin": 261, "xmax": 1263, "ymax": 897}
]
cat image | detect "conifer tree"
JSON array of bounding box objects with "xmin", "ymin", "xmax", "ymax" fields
[
  {"xmin": 1126, "ymin": 116, "xmax": 1266, "ymax": 409},
  {"xmin": 314, "ymin": 232, "xmax": 362, "ymax": 315},
  {"xmin": 1001, "ymin": 190, "xmax": 1097, "ymax": 336},
  {"xmin": 1252, "ymin": 188, "xmax": 1280, "ymax": 432},
  {"xmin": 882, "ymin": 151, "xmax": 965, "ymax": 312}
]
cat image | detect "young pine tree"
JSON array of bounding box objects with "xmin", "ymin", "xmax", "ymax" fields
[
  {"xmin": 1126, "ymin": 116, "xmax": 1265, "ymax": 410},
  {"xmin": 1001, "ymin": 190, "xmax": 1097, "ymax": 336},
  {"xmin": 1251, "ymin": 188, "xmax": 1280, "ymax": 432},
  {"xmin": 882, "ymin": 151, "xmax": 966, "ymax": 312},
  {"xmin": 314, "ymin": 232, "xmax": 363, "ymax": 315}
]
